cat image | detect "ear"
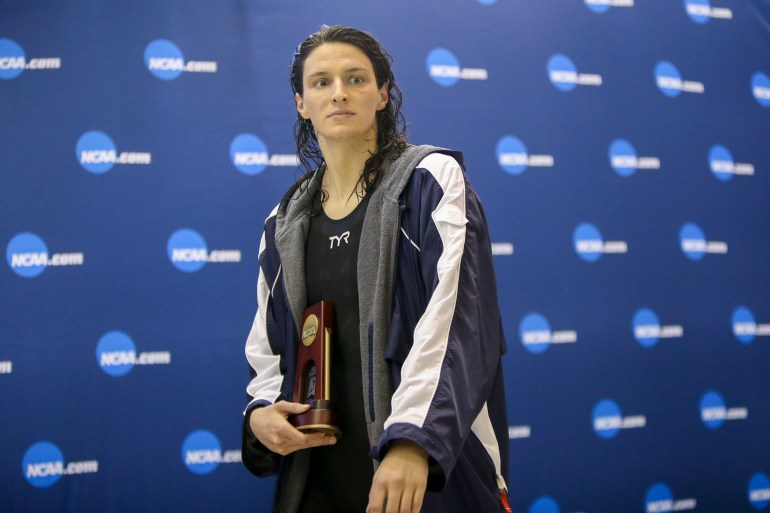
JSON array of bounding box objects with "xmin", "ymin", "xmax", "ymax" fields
[
  {"xmin": 295, "ymin": 92, "xmax": 310, "ymax": 119},
  {"xmin": 376, "ymin": 82, "xmax": 389, "ymax": 111}
]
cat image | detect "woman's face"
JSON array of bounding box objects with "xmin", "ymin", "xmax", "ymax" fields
[{"xmin": 295, "ymin": 42, "xmax": 388, "ymax": 147}]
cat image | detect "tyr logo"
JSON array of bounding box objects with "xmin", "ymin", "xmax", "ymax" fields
[{"xmin": 329, "ymin": 231, "xmax": 350, "ymax": 249}]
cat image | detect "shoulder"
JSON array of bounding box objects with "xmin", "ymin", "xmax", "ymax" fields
[
  {"xmin": 415, "ymin": 152, "xmax": 461, "ymax": 169},
  {"xmin": 382, "ymin": 146, "xmax": 462, "ymax": 190},
  {"xmin": 399, "ymin": 152, "xmax": 469, "ymax": 230},
  {"xmin": 408, "ymin": 151, "xmax": 466, "ymax": 197},
  {"xmin": 414, "ymin": 153, "xmax": 464, "ymax": 184}
]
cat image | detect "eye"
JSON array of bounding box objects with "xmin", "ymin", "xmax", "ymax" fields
[
  {"xmin": 313, "ymin": 78, "xmax": 329, "ymax": 88},
  {"xmin": 350, "ymin": 75, "xmax": 364, "ymax": 85}
]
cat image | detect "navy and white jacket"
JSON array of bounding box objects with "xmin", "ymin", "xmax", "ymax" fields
[{"xmin": 242, "ymin": 145, "xmax": 510, "ymax": 513}]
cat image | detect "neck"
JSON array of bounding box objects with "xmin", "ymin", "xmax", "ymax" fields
[{"xmin": 318, "ymin": 135, "xmax": 377, "ymax": 201}]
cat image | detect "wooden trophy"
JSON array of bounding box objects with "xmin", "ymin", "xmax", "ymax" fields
[{"xmin": 288, "ymin": 301, "xmax": 341, "ymax": 438}]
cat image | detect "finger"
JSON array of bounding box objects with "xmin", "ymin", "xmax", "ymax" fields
[
  {"xmin": 385, "ymin": 491, "xmax": 400, "ymax": 513},
  {"xmin": 272, "ymin": 436, "xmax": 315, "ymax": 455},
  {"xmin": 279, "ymin": 423, "xmax": 309, "ymax": 445},
  {"xmin": 382, "ymin": 479, "xmax": 403, "ymax": 513},
  {"xmin": 367, "ymin": 480, "xmax": 386, "ymax": 513},
  {"xmin": 412, "ymin": 485, "xmax": 425, "ymax": 513},
  {"xmin": 303, "ymin": 433, "xmax": 337, "ymax": 448},
  {"xmin": 398, "ymin": 489, "xmax": 414, "ymax": 513},
  {"xmin": 259, "ymin": 417, "xmax": 304, "ymax": 451}
]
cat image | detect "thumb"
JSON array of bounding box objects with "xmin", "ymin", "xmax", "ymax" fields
[{"xmin": 275, "ymin": 401, "xmax": 311, "ymax": 415}]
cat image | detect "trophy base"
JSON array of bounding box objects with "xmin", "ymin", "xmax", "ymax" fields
[{"xmin": 289, "ymin": 400, "xmax": 342, "ymax": 439}]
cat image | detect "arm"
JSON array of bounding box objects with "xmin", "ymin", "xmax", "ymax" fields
[
  {"xmin": 375, "ymin": 153, "xmax": 506, "ymax": 489},
  {"xmin": 242, "ymin": 209, "xmax": 335, "ymax": 477}
]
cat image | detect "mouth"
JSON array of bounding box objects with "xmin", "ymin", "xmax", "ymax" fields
[{"xmin": 328, "ymin": 110, "xmax": 355, "ymax": 118}]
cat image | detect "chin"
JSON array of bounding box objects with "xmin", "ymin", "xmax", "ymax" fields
[{"xmin": 319, "ymin": 127, "xmax": 374, "ymax": 144}]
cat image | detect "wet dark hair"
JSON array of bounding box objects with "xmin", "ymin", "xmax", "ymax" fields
[{"xmin": 290, "ymin": 25, "xmax": 408, "ymax": 200}]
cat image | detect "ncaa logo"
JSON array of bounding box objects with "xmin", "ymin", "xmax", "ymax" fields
[
  {"xmin": 496, "ymin": 136, "xmax": 554, "ymax": 175},
  {"xmin": 168, "ymin": 229, "xmax": 208, "ymax": 272},
  {"xmin": 6, "ymin": 232, "xmax": 47, "ymax": 278},
  {"xmin": 548, "ymin": 55, "xmax": 578, "ymax": 92},
  {"xmin": 167, "ymin": 229, "xmax": 241, "ymax": 271},
  {"xmin": 709, "ymin": 144, "xmax": 754, "ymax": 181},
  {"xmin": 529, "ymin": 496, "xmax": 560, "ymax": 513},
  {"xmin": 144, "ymin": 39, "xmax": 217, "ymax": 80},
  {"xmin": 655, "ymin": 61, "xmax": 704, "ymax": 97},
  {"xmin": 426, "ymin": 48, "xmax": 487, "ymax": 87},
  {"xmin": 573, "ymin": 223, "xmax": 628, "ymax": 262},
  {"xmin": 96, "ymin": 331, "xmax": 136, "ymax": 377},
  {"xmin": 633, "ymin": 309, "xmax": 662, "ymax": 347},
  {"xmin": 679, "ymin": 223, "xmax": 706, "ymax": 260},
  {"xmin": 22, "ymin": 441, "xmax": 64, "ymax": 488},
  {"xmin": 752, "ymin": 72, "xmax": 770, "ymax": 108},
  {"xmin": 685, "ymin": 0, "xmax": 714, "ymax": 23},
  {"xmin": 679, "ymin": 223, "xmax": 727, "ymax": 260},
  {"xmin": 230, "ymin": 134, "xmax": 297, "ymax": 174},
  {"xmin": 76, "ymin": 131, "xmax": 151, "ymax": 173},
  {"xmin": 584, "ymin": 0, "xmax": 633, "ymax": 13},
  {"xmin": 22, "ymin": 441, "xmax": 98, "ymax": 487},
  {"xmin": 608, "ymin": 139, "xmax": 661, "ymax": 177},
  {"xmin": 547, "ymin": 54, "xmax": 602, "ymax": 92},
  {"xmin": 182, "ymin": 430, "xmax": 222, "ymax": 475},
  {"xmin": 427, "ymin": 48, "xmax": 460, "ymax": 87},
  {"xmin": 6, "ymin": 232, "xmax": 84, "ymax": 277},
  {"xmin": 0, "ymin": 38, "xmax": 61, "ymax": 80},
  {"xmin": 700, "ymin": 390, "xmax": 748, "ymax": 429},
  {"xmin": 645, "ymin": 482, "xmax": 697, "ymax": 512},
  {"xmin": 733, "ymin": 306, "xmax": 758, "ymax": 344},
  {"xmin": 632, "ymin": 308, "xmax": 683, "ymax": 348},
  {"xmin": 519, "ymin": 313, "xmax": 577, "ymax": 354},
  {"xmin": 655, "ymin": 61, "xmax": 683, "ymax": 97},
  {"xmin": 749, "ymin": 472, "xmax": 770, "ymax": 510},
  {"xmin": 592, "ymin": 399, "xmax": 623, "ymax": 439},
  {"xmin": 519, "ymin": 313, "xmax": 552, "ymax": 354},
  {"xmin": 585, "ymin": 0, "xmax": 612, "ymax": 13},
  {"xmin": 76, "ymin": 131, "xmax": 117, "ymax": 174},
  {"xmin": 96, "ymin": 331, "xmax": 171, "ymax": 375},
  {"xmin": 0, "ymin": 38, "xmax": 25, "ymax": 80},
  {"xmin": 231, "ymin": 134, "xmax": 269, "ymax": 175},
  {"xmin": 732, "ymin": 306, "xmax": 770, "ymax": 344},
  {"xmin": 700, "ymin": 390, "xmax": 727, "ymax": 429},
  {"xmin": 592, "ymin": 399, "xmax": 646, "ymax": 439},
  {"xmin": 684, "ymin": 0, "xmax": 733, "ymax": 23},
  {"xmin": 609, "ymin": 139, "xmax": 639, "ymax": 177},
  {"xmin": 497, "ymin": 136, "xmax": 528, "ymax": 175},
  {"xmin": 574, "ymin": 223, "xmax": 603, "ymax": 262},
  {"xmin": 145, "ymin": 40, "xmax": 184, "ymax": 80}
]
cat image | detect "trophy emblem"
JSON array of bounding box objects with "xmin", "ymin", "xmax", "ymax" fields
[{"xmin": 288, "ymin": 301, "xmax": 341, "ymax": 438}]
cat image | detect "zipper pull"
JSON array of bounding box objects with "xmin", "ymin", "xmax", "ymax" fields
[
  {"xmin": 497, "ymin": 475, "xmax": 512, "ymax": 512},
  {"xmin": 500, "ymin": 489, "xmax": 513, "ymax": 513}
]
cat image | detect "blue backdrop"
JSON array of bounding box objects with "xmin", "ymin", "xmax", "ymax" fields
[{"xmin": 2, "ymin": 1, "xmax": 770, "ymax": 512}]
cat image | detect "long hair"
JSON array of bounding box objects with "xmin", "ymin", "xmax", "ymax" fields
[{"xmin": 290, "ymin": 25, "xmax": 408, "ymax": 199}]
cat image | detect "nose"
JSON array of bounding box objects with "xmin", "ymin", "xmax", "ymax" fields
[{"xmin": 331, "ymin": 79, "xmax": 348, "ymax": 104}]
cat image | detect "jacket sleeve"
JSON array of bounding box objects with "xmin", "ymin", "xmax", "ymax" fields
[
  {"xmin": 376, "ymin": 153, "xmax": 507, "ymax": 490},
  {"xmin": 242, "ymin": 205, "xmax": 289, "ymax": 477}
]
